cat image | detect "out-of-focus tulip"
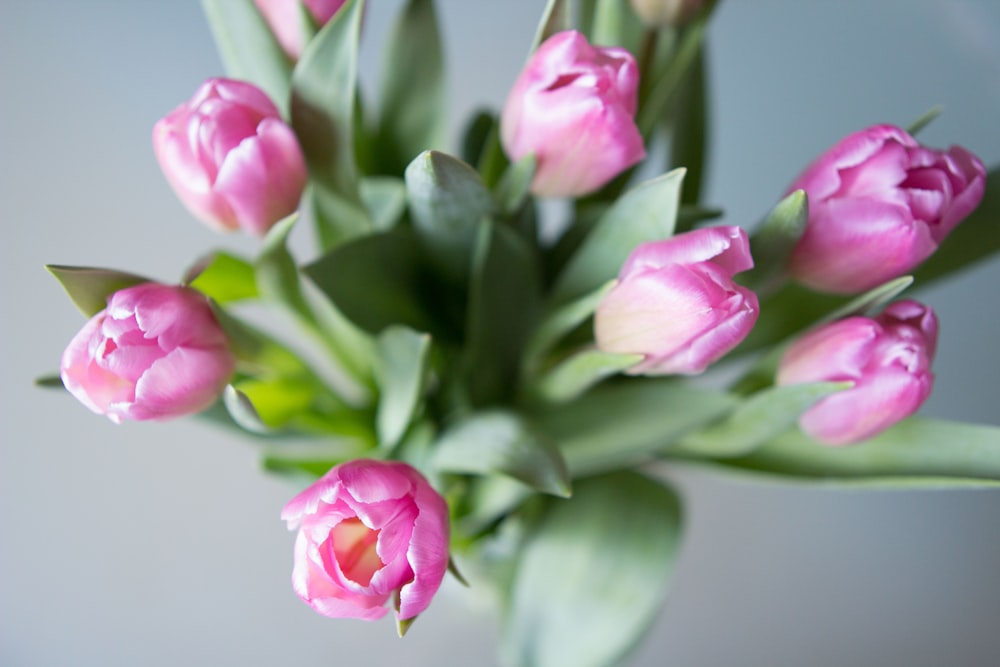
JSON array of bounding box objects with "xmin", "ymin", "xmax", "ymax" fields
[
  {"xmin": 776, "ymin": 300, "xmax": 938, "ymax": 445},
  {"xmin": 60, "ymin": 283, "xmax": 235, "ymax": 424},
  {"xmin": 786, "ymin": 124, "xmax": 985, "ymax": 293},
  {"xmin": 595, "ymin": 226, "xmax": 759, "ymax": 375},
  {"xmin": 153, "ymin": 78, "xmax": 307, "ymax": 237},
  {"xmin": 254, "ymin": 0, "xmax": 348, "ymax": 60},
  {"xmin": 500, "ymin": 30, "xmax": 645, "ymax": 198},
  {"xmin": 281, "ymin": 459, "xmax": 450, "ymax": 622},
  {"xmin": 629, "ymin": 0, "xmax": 705, "ymax": 27}
]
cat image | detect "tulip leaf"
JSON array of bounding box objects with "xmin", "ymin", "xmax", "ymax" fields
[
  {"xmin": 34, "ymin": 374, "xmax": 64, "ymax": 389},
  {"xmin": 291, "ymin": 0, "xmax": 371, "ymax": 248},
  {"xmin": 552, "ymin": 168, "xmax": 685, "ymax": 304},
  {"xmin": 906, "ymin": 105, "xmax": 943, "ymax": 136},
  {"xmin": 742, "ymin": 189, "xmax": 809, "ymax": 293},
  {"xmin": 223, "ymin": 384, "xmax": 272, "ymax": 434},
  {"xmin": 376, "ymin": 0, "xmax": 446, "ymax": 175},
  {"xmin": 711, "ymin": 417, "xmax": 1000, "ymax": 486},
  {"xmin": 433, "ymin": 411, "xmax": 571, "ymax": 498},
  {"xmin": 405, "ymin": 150, "xmax": 496, "ymax": 283},
  {"xmin": 304, "ymin": 227, "xmax": 443, "ymax": 336},
  {"xmin": 495, "ymin": 154, "xmax": 537, "ymax": 216},
  {"xmin": 531, "ymin": 349, "xmax": 642, "ymax": 404},
  {"xmin": 675, "ymin": 381, "xmax": 852, "ymax": 458},
  {"xmin": 500, "ymin": 472, "xmax": 682, "ymax": 667},
  {"xmin": 464, "ymin": 221, "xmax": 544, "ymax": 406},
  {"xmin": 461, "ymin": 109, "xmax": 497, "ymax": 167},
  {"xmin": 820, "ymin": 275, "xmax": 914, "ymax": 322},
  {"xmin": 255, "ymin": 214, "xmax": 307, "ymax": 310},
  {"xmin": 911, "ymin": 164, "xmax": 1000, "ymax": 287},
  {"xmin": 184, "ymin": 251, "xmax": 259, "ymax": 303},
  {"xmin": 535, "ymin": 378, "xmax": 739, "ymax": 477},
  {"xmin": 360, "ymin": 176, "xmax": 407, "ymax": 231},
  {"xmin": 375, "ymin": 326, "xmax": 431, "ymax": 449},
  {"xmin": 523, "ymin": 280, "xmax": 616, "ymax": 378},
  {"xmin": 670, "ymin": 43, "xmax": 709, "ymax": 210},
  {"xmin": 46, "ymin": 265, "xmax": 151, "ymax": 317},
  {"xmin": 200, "ymin": 0, "xmax": 292, "ymax": 115},
  {"xmin": 589, "ymin": 0, "xmax": 644, "ymax": 53},
  {"xmin": 531, "ymin": 0, "xmax": 571, "ymax": 52}
]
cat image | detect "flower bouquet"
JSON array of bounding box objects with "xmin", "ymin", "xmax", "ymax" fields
[{"xmin": 34, "ymin": 0, "xmax": 1000, "ymax": 665}]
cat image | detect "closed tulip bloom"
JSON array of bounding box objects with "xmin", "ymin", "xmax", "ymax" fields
[
  {"xmin": 282, "ymin": 459, "xmax": 450, "ymax": 622},
  {"xmin": 500, "ymin": 30, "xmax": 645, "ymax": 197},
  {"xmin": 776, "ymin": 300, "xmax": 938, "ymax": 445},
  {"xmin": 153, "ymin": 78, "xmax": 307, "ymax": 237},
  {"xmin": 60, "ymin": 283, "xmax": 235, "ymax": 424},
  {"xmin": 787, "ymin": 124, "xmax": 985, "ymax": 293},
  {"xmin": 254, "ymin": 0, "xmax": 348, "ymax": 60},
  {"xmin": 595, "ymin": 226, "xmax": 759, "ymax": 375}
]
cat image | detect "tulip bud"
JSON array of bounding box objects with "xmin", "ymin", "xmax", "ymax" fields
[
  {"xmin": 500, "ymin": 30, "xmax": 645, "ymax": 198},
  {"xmin": 786, "ymin": 124, "xmax": 985, "ymax": 293},
  {"xmin": 776, "ymin": 300, "xmax": 938, "ymax": 445},
  {"xmin": 629, "ymin": 0, "xmax": 705, "ymax": 28},
  {"xmin": 254, "ymin": 0, "xmax": 348, "ymax": 60},
  {"xmin": 153, "ymin": 78, "xmax": 308, "ymax": 237},
  {"xmin": 60, "ymin": 283, "xmax": 235, "ymax": 424},
  {"xmin": 282, "ymin": 459, "xmax": 450, "ymax": 622},
  {"xmin": 595, "ymin": 226, "xmax": 759, "ymax": 375}
]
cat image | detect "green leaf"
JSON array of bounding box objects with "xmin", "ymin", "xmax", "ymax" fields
[
  {"xmin": 712, "ymin": 417, "xmax": 1000, "ymax": 485},
  {"xmin": 405, "ymin": 150, "xmax": 495, "ymax": 283},
  {"xmin": 535, "ymin": 378, "xmax": 738, "ymax": 477},
  {"xmin": 464, "ymin": 221, "xmax": 543, "ymax": 405},
  {"xmin": 906, "ymin": 105, "xmax": 943, "ymax": 136},
  {"xmin": 360, "ymin": 177, "xmax": 407, "ymax": 231},
  {"xmin": 433, "ymin": 411, "xmax": 571, "ymax": 498},
  {"xmin": 911, "ymin": 164, "xmax": 1000, "ymax": 287},
  {"xmin": 676, "ymin": 382, "xmax": 851, "ymax": 458},
  {"xmin": 494, "ymin": 154, "xmax": 537, "ymax": 216},
  {"xmin": 375, "ymin": 326, "xmax": 431, "ymax": 449},
  {"xmin": 232, "ymin": 376, "xmax": 316, "ymax": 429},
  {"xmin": 46, "ymin": 265, "xmax": 151, "ymax": 316},
  {"xmin": 742, "ymin": 190, "xmax": 808, "ymax": 293},
  {"xmin": 375, "ymin": 0, "xmax": 446, "ymax": 175},
  {"xmin": 291, "ymin": 0, "xmax": 370, "ymax": 248},
  {"xmin": 184, "ymin": 251, "xmax": 258, "ymax": 303},
  {"xmin": 223, "ymin": 384, "xmax": 272, "ymax": 434},
  {"xmin": 200, "ymin": 0, "xmax": 292, "ymax": 114},
  {"xmin": 523, "ymin": 280, "xmax": 616, "ymax": 379},
  {"xmin": 531, "ymin": 0, "xmax": 571, "ymax": 52},
  {"xmin": 255, "ymin": 214, "xmax": 307, "ymax": 311},
  {"xmin": 552, "ymin": 169, "xmax": 685, "ymax": 303},
  {"xmin": 820, "ymin": 275, "xmax": 913, "ymax": 323},
  {"xmin": 531, "ymin": 349, "xmax": 642, "ymax": 404},
  {"xmin": 500, "ymin": 472, "xmax": 682, "ymax": 667},
  {"xmin": 304, "ymin": 227, "xmax": 442, "ymax": 335},
  {"xmin": 460, "ymin": 109, "xmax": 496, "ymax": 167},
  {"xmin": 589, "ymin": 0, "xmax": 644, "ymax": 52},
  {"xmin": 34, "ymin": 374, "xmax": 64, "ymax": 389},
  {"xmin": 669, "ymin": 44, "xmax": 708, "ymax": 209}
]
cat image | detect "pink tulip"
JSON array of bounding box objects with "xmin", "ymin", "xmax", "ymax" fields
[
  {"xmin": 595, "ymin": 226, "xmax": 759, "ymax": 375},
  {"xmin": 60, "ymin": 283, "xmax": 235, "ymax": 424},
  {"xmin": 254, "ymin": 0, "xmax": 348, "ymax": 60},
  {"xmin": 500, "ymin": 30, "xmax": 645, "ymax": 197},
  {"xmin": 282, "ymin": 459, "xmax": 450, "ymax": 622},
  {"xmin": 776, "ymin": 300, "xmax": 938, "ymax": 445},
  {"xmin": 153, "ymin": 78, "xmax": 307, "ymax": 237},
  {"xmin": 787, "ymin": 124, "xmax": 985, "ymax": 293}
]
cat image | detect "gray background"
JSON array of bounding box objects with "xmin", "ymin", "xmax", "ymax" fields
[{"xmin": 2, "ymin": 1, "xmax": 999, "ymax": 665}]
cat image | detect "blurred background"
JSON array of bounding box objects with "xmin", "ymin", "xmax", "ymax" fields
[{"xmin": 2, "ymin": 1, "xmax": 999, "ymax": 665}]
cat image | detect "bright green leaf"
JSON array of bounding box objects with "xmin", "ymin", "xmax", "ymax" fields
[
  {"xmin": 434, "ymin": 411, "xmax": 571, "ymax": 498},
  {"xmin": 223, "ymin": 384, "xmax": 272, "ymax": 434},
  {"xmin": 552, "ymin": 169, "xmax": 685, "ymax": 303},
  {"xmin": 184, "ymin": 251, "xmax": 258, "ymax": 303},
  {"xmin": 500, "ymin": 472, "xmax": 682, "ymax": 667},
  {"xmin": 375, "ymin": 326, "xmax": 431, "ymax": 449},
  {"xmin": 46, "ymin": 265, "xmax": 151, "ymax": 317}
]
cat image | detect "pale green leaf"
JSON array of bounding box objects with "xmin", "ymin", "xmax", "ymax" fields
[
  {"xmin": 375, "ymin": 326, "xmax": 431, "ymax": 449},
  {"xmin": 532, "ymin": 349, "xmax": 642, "ymax": 404},
  {"xmin": 46, "ymin": 265, "xmax": 150, "ymax": 317}
]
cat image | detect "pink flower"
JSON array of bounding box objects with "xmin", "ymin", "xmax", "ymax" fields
[
  {"xmin": 500, "ymin": 30, "xmax": 645, "ymax": 197},
  {"xmin": 60, "ymin": 283, "xmax": 235, "ymax": 424},
  {"xmin": 776, "ymin": 300, "xmax": 938, "ymax": 445},
  {"xmin": 153, "ymin": 78, "xmax": 307, "ymax": 237},
  {"xmin": 787, "ymin": 124, "xmax": 985, "ymax": 293},
  {"xmin": 281, "ymin": 459, "xmax": 450, "ymax": 622},
  {"xmin": 595, "ymin": 226, "xmax": 759, "ymax": 375},
  {"xmin": 254, "ymin": 0, "xmax": 348, "ymax": 60}
]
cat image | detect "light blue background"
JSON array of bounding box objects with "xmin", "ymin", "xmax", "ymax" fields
[{"xmin": 2, "ymin": 1, "xmax": 999, "ymax": 665}]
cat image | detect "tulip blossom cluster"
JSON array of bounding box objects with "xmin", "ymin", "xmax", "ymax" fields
[
  {"xmin": 777, "ymin": 300, "xmax": 938, "ymax": 445},
  {"xmin": 60, "ymin": 283, "xmax": 235, "ymax": 424},
  {"xmin": 595, "ymin": 226, "xmax": 759, "ymax": 375},
  {"xmin": 786, "ymin": 124, "xmax": 985, "ymax": 293},
  {"xmin": 281, "ymin": 459, "xmax": 450, "ymax": 622},
  {"xmin": 153, "ymin": 77, "xmax": 307, "ymax": 237},
  {"xmin": 501, "ymin": 30, "xmax": 645, "ymax": 197}
]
